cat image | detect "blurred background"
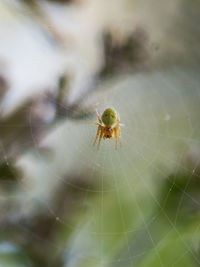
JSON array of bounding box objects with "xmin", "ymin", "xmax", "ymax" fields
[{"xmin": 0, "ymin": 0, "xmax": 200, "ymax": 266}]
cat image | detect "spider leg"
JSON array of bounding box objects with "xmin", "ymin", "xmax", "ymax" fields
[
  {"xmin": 114, "ymin": 112, "xmax": 124, "ymax": 127},
  {"xmin": 97, "ymin": 127, "xmax": 103, "ymax": 149},
  {"xmin": 115, "ymin": 113, "xmax": 122, "ymax": 147},
  {"xmin": 114, "ymin": 128, "xmax": 117, "ymax": 150},
  {"xmin": 96, "ymin": 110, "xmax": 103, "ymax": 124},
  {"xmin": 93, "ymin": 126, "xmax": 101, "ymax": 146},
  {"xmin": 116, "ymin": 125, "xmax": 122, "ymax": 147},
  {"xmin": 88, "ymin": 122, "xmax": 101, "ymax": 126},
  {"xmin": 117, "ymin": 112, "xmax": 120, "ymax": 123}
]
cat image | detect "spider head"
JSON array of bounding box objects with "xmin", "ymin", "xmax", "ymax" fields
[{"xmin": 103, "ymin": 127, "xmax": 113, "ymax": 139}]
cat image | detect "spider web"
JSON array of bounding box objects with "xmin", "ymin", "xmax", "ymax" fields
[
  {"xmin": 0, "ymin": 0, "xmax": 200, "ymax": 266},
  {"xmin": 3, "ymin": 65, "xmax": 197, "ymax": 266}
]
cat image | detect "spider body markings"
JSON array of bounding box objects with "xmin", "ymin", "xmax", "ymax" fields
[{"xmin": 88, "ymin": 108, "xmax": 122, "ymax": 150}]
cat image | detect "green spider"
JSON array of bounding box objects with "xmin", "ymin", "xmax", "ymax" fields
[{"xmin": 88, "ymin": 108, "xmax": 123, "ymax": 150}]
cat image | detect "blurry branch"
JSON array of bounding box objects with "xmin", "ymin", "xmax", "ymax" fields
[
  {"xmin": 55, "ymin": 75, "xmax": 96, "ymax": 121},
  {"xmin": 0, "ymin": 89, "xmax": 93, "ymax": 157},
  {"xmin": 0, "ymin": 75, "xmax": 8, "ymax": 102},
  {"xmin": 101, "ymin": 28, "xmax": 151, "ymax": 78},
  {"xmin": 0, "ymin": 101, "xmax": 34, "ymax": 155},
  {"xmin": 55, "ymin": 28, "xmax": 151, "ymax": 118},
  {"xmin": 0, "ymin": 161, "xmax": 22, "ymax": 192},
  {"xmin": 9, "ymin": 0, "xmax": 65, "ymax": 45},
  {"xmin": 19, "ymin": 0, "xmax": 86, "ymax": 45}
]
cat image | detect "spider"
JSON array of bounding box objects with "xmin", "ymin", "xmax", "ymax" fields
[{"xmin": 88, "ymin": 108, "xmax": 122, "ymax": 150}]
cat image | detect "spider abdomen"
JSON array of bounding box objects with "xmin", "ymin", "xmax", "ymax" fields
[{"xmin": 101, "ymin": 108, "xmax": 117, "ymax": 127}]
